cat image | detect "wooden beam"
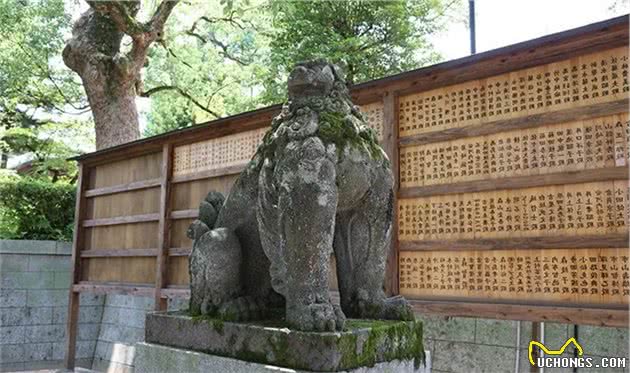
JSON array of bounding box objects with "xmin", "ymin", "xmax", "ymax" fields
[
  {"xmin": 72, "ymin": 282, "xmax": 155, "ymax": 296},
  {"xmin": 169, "ymin": 209, "xmax": 198, "ymax": 220},
  {"xmin": 399, "ymin": 99, "xmax": 629, "ymax": 147},
  {"xmin": 399, "ymin": 233, "xmax": 629, "ymax": 252},
  {"xmin": 64, "ymin": 164, "xmax": 88, "ymax": 369},
  {"xmin": 155, "ymin": 144, "xmax": 174, "ymax": 311},
  {"xmin": 171, "ymin": 163, "xmax": 247, "ymax": 184},
  {"xmin": 80, "ymin": 249, "xmax": 158, "ymax": 258},
  {"xmin": 400, "ymin": 167, "xmax": 629, "ymax": 198},
  {"xmin": 84, "ymin": 178, "xmax": 161, "ymax": 198},
  {"xmin": 74, "ymin": 106, "xmax": 279, "ymax": 167},
  {"xmin": 531, "ymin": 322, "xmax": 542, "ymax": 373},
  {"xmin": 408, "ymin": 299, "xmax": 628, "ymax": 328},
  {"xmin": 160, "ymin": 287, "xmax": 191, "ymax": 299},
  {"xmin": 168, "ymin": 247, "xmax": 192, "ymax": 256},
  {"xmin": 82, "ymin": 213, "xmax": 160, "ymax": 227},
  {"xmin": 382, "ymin": 91, "xmax": 400, "ymax": 296}
]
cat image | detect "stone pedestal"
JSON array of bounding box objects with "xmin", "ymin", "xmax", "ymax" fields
[
  {"xmin": 134, "ymin": 342, "xmax": 431, "ymax": 373},
  {"xmin": 140, "ymin": 311, "xmax": 429, "ymax": 372}
]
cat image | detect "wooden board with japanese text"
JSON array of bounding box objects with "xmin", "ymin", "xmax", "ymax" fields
[{"xmin": 397, "ymin": 46, "xmax": 629, "ymax": 311}]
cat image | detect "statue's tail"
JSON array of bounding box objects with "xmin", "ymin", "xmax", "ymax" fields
[
  {"xmin": 186, "ymin": 191, "xmax": 225, "ymax": 240},
  {"xmin": 187, "ymin": 191, "xmax": 241, "ymax": 316}
]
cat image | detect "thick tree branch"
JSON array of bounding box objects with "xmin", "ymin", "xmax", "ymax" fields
[
  {"xmin": 87, "ymin": 1, "xmax": 145, "ymax": 37},
  {"xmin": 129, "ymin": 0, "xmax": 179, "ymax": 65},
  {"xmin": 141, "ymin": 85, "xmax": 220, "ymax": 118},
  {"xmin": 86, "ymin": 0, "xmax": 179, "ymax": 80},
  {"xmin": 114, "ymin": 0, "xmax": 179, "ymax": 84},
  {"xmin": 148, "ymin": 0, "xmax": 180, "ymax": 36}
]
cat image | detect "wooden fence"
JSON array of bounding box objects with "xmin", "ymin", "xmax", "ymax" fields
[{"xmin": 64, "ymin": 15, "xmax": 629, "ymax": 368}]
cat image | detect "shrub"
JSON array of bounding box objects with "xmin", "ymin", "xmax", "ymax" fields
[{"xmin": 0, "ymin": 177, "xmax": 76, "ymax": 241}]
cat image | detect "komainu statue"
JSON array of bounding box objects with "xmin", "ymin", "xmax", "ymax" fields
[{"xmin": 187, "ymin": 60, "xmax": 413, "ymax": 332}]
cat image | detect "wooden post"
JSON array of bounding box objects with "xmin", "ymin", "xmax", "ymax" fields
[
  {"xmin": 155, "ymin": 143, "xmax": 173, "ymax": 310},
  {"xmin": 64, "ymin": 164, "xmax": 88, "ymax": 369},
  {"xmin": 530, "ymin": 321, "xmax": 542, "ymax": 373},
  {"xmin": 382, "ymin": 90, "xmax": 400, "ymax": 296}
]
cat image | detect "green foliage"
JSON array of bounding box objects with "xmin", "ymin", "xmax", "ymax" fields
[
  {"xmin": 143, "ymin": 0, "xmax": 271, "ymax": 136},
  {"xmin": 261, "ymin": 0, "xmax": 456, "ymax": 102},
  {"xmin": 144, "ymin": 0, "xmax": 458, "ymax": 135},
  {"xmin": 0, "ymin": 0, "xmax": 86, "ymax": 129},
  {"xmin": 0, "ymin": 177, "xmax": 76, "ymax": 241},
  {"xmin": 0, "ymin": 120, "xmax": 92, "ymax": 183}
]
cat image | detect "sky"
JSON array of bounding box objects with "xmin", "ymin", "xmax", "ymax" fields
[{"xmin": 428, "ymin": 0, "xmax": 627, "ymax": 61}]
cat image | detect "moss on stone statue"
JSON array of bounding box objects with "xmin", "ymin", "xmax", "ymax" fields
[
  {"xmin": 184, "ymin": 310, "xmax": 423, "ymax": 370},
  {"xmin": 254, "ymin": 108, "xmax": 386, "ymax": 166},
  {"xmin": 339, "ymin": 319, "xmax": 425, "ymax": 370},
  {"xmin": 318, "ymin": 111, "xmax": 385, "ymax": 162},
  {"xmin": 190, "ymin": 312, "xmax": 227, "ymax": 335}
]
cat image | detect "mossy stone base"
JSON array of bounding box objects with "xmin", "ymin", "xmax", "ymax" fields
[
  {"xmin": 145, "ymin": 311, "xmax": 424, "ymax": 372},
  {"xmin": 133, "ymin": 342, "xmax": 431, "ymax": 373}
]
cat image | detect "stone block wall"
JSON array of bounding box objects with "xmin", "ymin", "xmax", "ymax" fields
[
  {"xmin": 92, "ymin": 295, "xmax": 153, "ymax": 373},
  {"xmin": 418, "ymin": 314, "xmax": 629, "ymax": 373},
  {"xmin": 0, "ymin": 239, "xmax": 188, "ymax": 373},
  {"xmin": 0, "ymin": 240, "xmax": 104, "ymax": 372},
  {"xmin": 92, "ymin": 295, "xmax": 186, "ymax": 373}
]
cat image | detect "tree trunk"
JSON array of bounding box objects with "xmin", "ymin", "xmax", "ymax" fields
[
  {"xmin": 63, "ymin": 6, "xmax": 141, "ymax": 150},
  {"xmin": 63, "ymin": 2, "xmax": 178, "ymax": 150},
  {"xmin": 82, "ymin": 74, "xmax": 140, "ymax": 150},
  {"xmin": 0, "ymin": 153, "xmax": 8, "ymax": 169}
]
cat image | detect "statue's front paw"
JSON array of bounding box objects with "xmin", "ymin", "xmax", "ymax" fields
[
  {"xmin": 217, "ymin": 296, "xmax": 266, "ymax": 322},
  {"xmin": 287, "ymin": 302, "xmax": 345, "ymax": 332},
  {"xmin": 350, "ymin": 294, "xmax": 415, "ymax": 321},
  {"xmin": 381, "ymin": 295, "xmax": 415, "ymax": 321}
]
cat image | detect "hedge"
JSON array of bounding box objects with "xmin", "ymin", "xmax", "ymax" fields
[{"xmin": 0, "ymin": 177, "xmax": 75, "ymax": 241}]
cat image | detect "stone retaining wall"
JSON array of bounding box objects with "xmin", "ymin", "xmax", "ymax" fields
[
  {"xmin": 0, "ymin": 240, "xmax": 104, "ymax": 372},
  {"xmin": 417, "ymin": 314, "xmax": 629, "ymax": 373}
]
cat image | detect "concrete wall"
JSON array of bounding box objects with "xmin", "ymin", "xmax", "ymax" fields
[
  {"xmin": 417, "ymin": 314, "xmax": 629, "ymax": 373},
  {"xmin": 0, "ymin": 240, "xmax": 104, "ymax": 372}
]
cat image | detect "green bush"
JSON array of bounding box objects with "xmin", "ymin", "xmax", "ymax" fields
[{"xmin": 0, "ymin": 177, "xmax": 76, "ymax": 241}]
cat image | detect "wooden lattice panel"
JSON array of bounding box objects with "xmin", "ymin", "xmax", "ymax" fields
[
  {"xmin": 399, "ymin": 248, "xmax": 629, "ymax": 305},
  {"xmin": 90, "ymin": 152, "xmax": 162, "ymax": 189},
  {"xmin": 398, "ymin": 181, "xmax": 629, "ymax": 241},
  {"xmin": 400, "ymin": 114, "xmax": 629, "ymax": 188},
  {"xmin": 173, "ymin": 128, "xmax": 267, "ymax": 176},
  {"xmin": 399, "ymin": 47, "xmax": 629, "ymax": 137},
  {"xmin": 359, "ymin": 102, "xmax": 384, "ymax": 141}
]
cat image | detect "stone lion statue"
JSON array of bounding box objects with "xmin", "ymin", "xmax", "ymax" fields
[{"xmin": 187, "ymin": 60, "xmax": 413, "ymax": 332}]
